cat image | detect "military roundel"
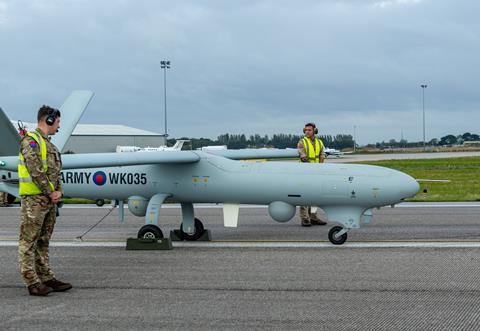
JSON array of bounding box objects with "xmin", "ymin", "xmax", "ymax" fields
[{"xmin": 92, "ymin": 171, "xmax": 107, "ymax": 186}]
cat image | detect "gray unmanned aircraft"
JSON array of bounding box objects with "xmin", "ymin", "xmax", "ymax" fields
[{"xmin": 0, "ymin": 91, "xmax": 419, "ymax": 244}]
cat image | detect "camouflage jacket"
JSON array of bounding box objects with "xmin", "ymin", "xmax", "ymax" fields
[{"xmin": 19, "ymin": 128, "xmax": 62, "ymax": 196}]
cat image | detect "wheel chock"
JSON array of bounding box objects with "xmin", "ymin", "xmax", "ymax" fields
[
  {"xmin": 170, "ymin": 230, "xmax": 183, "ymax": 241},
  {"xmin": 126, "ymin": 237, "xmax": 173, "ymax": 250},
  {"xmin": 170, "ymin": 229, "xmax": 212, "ymax": 242}
]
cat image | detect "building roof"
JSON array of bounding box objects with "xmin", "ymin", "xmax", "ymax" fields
[{"xmin": 12, "ymin": 121, "xmax": 162, "ymax": 136}]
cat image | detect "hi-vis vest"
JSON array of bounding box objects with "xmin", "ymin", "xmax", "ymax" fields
[
  {"xmin": 18, "ymin": 131, "xmax": 55, "ymax": 196},
  {"xmin": 302, "ymin": 137, "xmax": 324, "ymax": 163}
]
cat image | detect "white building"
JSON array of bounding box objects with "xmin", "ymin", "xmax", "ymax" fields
[{"xmin": 13, "ymin": 122, "xmax": 167, "ymax": 153}]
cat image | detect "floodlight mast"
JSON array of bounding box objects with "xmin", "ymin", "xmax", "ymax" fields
[
  {"xmin": 421, "ymin": 84, "xmax": 427, "ymax": 151},
  {"xmin": 161, "ymin": 60, "xmax": 171, "ymax": 140}
]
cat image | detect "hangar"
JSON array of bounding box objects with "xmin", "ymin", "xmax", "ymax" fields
[{"xmin": 13, "ymin": 121, "xmax": 167, "ymax": 153}]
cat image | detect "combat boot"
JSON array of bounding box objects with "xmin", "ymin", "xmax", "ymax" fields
[
  {"xmin": 310, "ymin": 215, "xmax": 327, "ymax": 225},
  {"xmin": 28, "ymin": 283, "xmax": 53, "ymax": 296},
  {"xmin": 44, "ymin": 278, "xmax": 72, "ymax": 292},
  {"xmin": 301, "ymin": 219, "xmax": 311, "ymax": 227}
]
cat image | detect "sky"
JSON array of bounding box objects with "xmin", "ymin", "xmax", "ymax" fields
[{"xmin": 0, "ymin": 0, "xmax": 479, "ymax": 145}]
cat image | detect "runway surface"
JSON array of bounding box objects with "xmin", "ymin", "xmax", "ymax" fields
[{"xmin": 1, "ymin": 203, "xmax": 480, "ymax": 330}]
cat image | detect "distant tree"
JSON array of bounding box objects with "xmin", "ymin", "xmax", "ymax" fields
[
  {"xmin": 462, "ymin": 132, "xmax": 480, "ymax": 142},
  {"xmin": 439, "ymin": 135, "xmax": 457, "ymax": 146},
  {"xmin": 456, "ymin": 135, "xmax": 464, "ymax": 145},
  {"xmin": 428, "ymin": 138, "xmax": 439, "ymax": 146},
  {"xmin": 462, "ymin": 132, "xmax": 472, "ymax": 141}
]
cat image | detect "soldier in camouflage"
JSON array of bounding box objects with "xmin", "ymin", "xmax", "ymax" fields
[
  {"xmin": 298, "ymin": 123, "xmax": 327, "ymax": 227},
  {"xmin": 18, "ymin": 106, "xmax": 72, "ymax": 296}
]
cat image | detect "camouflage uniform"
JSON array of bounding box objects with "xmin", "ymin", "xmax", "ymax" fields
[
  {"xmin": 298, "ymin": 137, "xmax": 325, "ymax": 221},
  {"xmin": 19, "ymin": 129, "xmax": 62, "ymax": 286},
  {"xmin": 0, "ymin": 192, "xmax": 9, "ymax": 206}
]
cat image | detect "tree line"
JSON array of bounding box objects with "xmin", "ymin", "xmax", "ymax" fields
[
  {"xmin": 366, "ymin": 132, "xmax": 480, "ymax": 149},
  {"xmin": 169, "ymin": 133, "xmax": 355, "ymax": 150}
]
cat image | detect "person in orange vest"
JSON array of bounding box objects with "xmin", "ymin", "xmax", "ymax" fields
[{"xmin": 297, "ymin": 122, "xmax": 327, "ymax": 227}]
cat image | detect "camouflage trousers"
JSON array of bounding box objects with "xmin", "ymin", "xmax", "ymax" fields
[
  {"xmin": 299, "ymin": 206, "xmax": 318, "ymax": 220},
  {"xmin": 19, "ymin": 195, "xmax": 56, "ymax": 286},
  {"xmin": 0, "ymin": 192, "xmax": 8, "ymax": 206}
]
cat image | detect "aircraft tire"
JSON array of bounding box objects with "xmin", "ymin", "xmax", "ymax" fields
[
  {"xmin": 95, "ymin": 199, "xmax": 105, "ymax": 207},
  {"xmin": 328, "ymin": 226, "xmax": 347, "ymax": 245},
  {"xmin": 138, "ymin": 224, "xmax": 164, "ymax": 239},
  {"xmin": 180, "ymin": 218, "xmax": 204, "ymax": 241}
]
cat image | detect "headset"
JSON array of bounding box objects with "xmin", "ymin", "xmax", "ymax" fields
[
  {"xmin": 45, "ymin": 108, "xmax": 60, "ymax": 126},
  {"xmin": 303, "ymin": 122, "xmax": 318, "ymax": 134}
]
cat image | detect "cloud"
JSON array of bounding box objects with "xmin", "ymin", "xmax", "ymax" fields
[
  {"xmin": 0, "ymin": 1, "xmax": 7, "ymax": 24},
  {"xmin": 0, "ymin": 0, "xmax": 478, "ymax": 144},
  {"xmin": 373, "ymin": 0, "xmax": 423, "ymax": 8}
]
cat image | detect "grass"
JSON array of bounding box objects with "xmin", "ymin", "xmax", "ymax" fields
[{"xmin": 357, "ymin": 157, "xmax": 480, "ymax": 202}]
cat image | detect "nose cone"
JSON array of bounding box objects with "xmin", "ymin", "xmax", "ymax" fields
[{"xmin": 398, "ymin": 172, "xmax": 420, "ymax": 200}]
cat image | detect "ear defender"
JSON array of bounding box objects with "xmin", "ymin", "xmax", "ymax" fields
[
  {"xmin": 303, "ymin": 123, "xmax": 318, "ymax": 134},
  {"xmin": 46, "ymin": 109, "xmax": 59, "ymax": 126}
]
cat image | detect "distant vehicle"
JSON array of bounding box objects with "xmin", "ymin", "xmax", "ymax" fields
[
  {"xmin": 324, "ymin": 147, "xmax": 342, "ymax": 157},
  {"xmin": 198, "ymin": 145, "xmax": 227, "ymax": 152},
  {"xmin": 116, "ymin": 140, "xmax": 190, "ymax": 153}
]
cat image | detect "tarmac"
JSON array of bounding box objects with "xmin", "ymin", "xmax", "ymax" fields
[{"xmin": 1, "ymin": 203, "xmax": 480, "ymax": 330}]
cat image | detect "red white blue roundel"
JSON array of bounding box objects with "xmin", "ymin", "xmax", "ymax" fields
[{"xmin": 93, "ymin": 171, "xmax": 107, "ymax": 186}]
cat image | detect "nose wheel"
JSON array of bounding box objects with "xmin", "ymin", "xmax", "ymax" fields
[
  {"xmin": 138, "ymin": 224, "xmax": 164, "ymax": 239},
  {"xmin": 179, "ymin": 218, "xmax": 205, "ymax": 241},
  {"xmin": 328, "ymin": 226, "xmax": 348, "ymax": 245}
]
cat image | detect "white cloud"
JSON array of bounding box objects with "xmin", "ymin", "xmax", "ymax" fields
[
  {"xmin": 0, "ymin": 0, "xmax": 478, "ymax": 144},
  {"xmin": 0, "ymin": 1, "xmax": 7, "ymax": 24},
  {"xmin": 373, "ymin": 0, "xmax": 423, "ymax": 8}
]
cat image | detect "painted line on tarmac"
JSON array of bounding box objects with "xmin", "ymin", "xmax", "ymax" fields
[{"xmin": 2, "ymin": 240, "xmax": 480, "ymax": 249}]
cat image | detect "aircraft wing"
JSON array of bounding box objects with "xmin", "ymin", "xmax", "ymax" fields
[
  {"xmin": 62, "ymin": 150, "xmax": 200, "ymax": 169},
  {"xmin": 0, "ymin": 151, "xmax": 200, "ymax": 171},
  {"xmin": 204, "ymin": 148, "xmax": 299, "ymax": 160},
  {"xmin": 0, "ymin": 107, "xmax": 21, "ymax": 156},
  {"xmin": 52, "ymin": 90, "xmax": 95, "ymax": 152}
]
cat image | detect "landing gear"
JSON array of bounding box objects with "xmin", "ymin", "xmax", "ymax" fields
[
  {"xmin": 179, "ymin": 218, "xmax": 205, "ymax": 241},
  {"xmin": 328, "ymin": 226, "xmax": 348, "ymax": 245},
  {"xmin": 95, "ymin": 199, "xmax": 105, "ymax": 207},
  {"xmin": 137, "ymin": 224, "xmax": 164, "ymax": 239}
]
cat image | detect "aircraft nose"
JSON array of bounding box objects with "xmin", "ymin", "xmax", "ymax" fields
[{"xmin": 399, "ymin": 172, "xmax": 420, "ymax": 199}]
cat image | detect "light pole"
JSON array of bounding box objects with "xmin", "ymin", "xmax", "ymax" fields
[
  {"xmin": 421, "ymin": 84, "xmax": 427, "ymax": 151},
  {"xmin": 161, "ymin": 60, "xmax": 171, "ymax": 140}
]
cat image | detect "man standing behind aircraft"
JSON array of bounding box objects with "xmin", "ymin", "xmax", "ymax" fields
[
  {"xmin": 0, "ymin": 191, "xmax": 9, "ymax": 207},
  {"xmin": 18, "ymin": 106, "xmax": 72, "ymax": 296},
  {"xmin": 297, "ymin": 123, "xmax": 327, "ymax": 227}
]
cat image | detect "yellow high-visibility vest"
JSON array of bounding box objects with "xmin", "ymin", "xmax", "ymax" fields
[
  {"xmin": 302, "ymin": 137, "xmax": 324, "ymax": 163},
  {"xmin": 18, "ymin": 131, "xmax": 55, "ymax": 196}
]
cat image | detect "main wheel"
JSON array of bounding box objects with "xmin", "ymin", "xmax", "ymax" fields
[
  {"xmin": 180, "ymin": 218, "xmax": 205, "ymax": 241},
  {"xmin": 137, "ymin": 224, "xmax": 164, "ymax": 239},
  {"xmin": 95, "ymin": 199, "xmax": 105, "ymax": 207},
  {"xmin": 328, "ymin": 226, "xmax": 348, "ymax": 245}
]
